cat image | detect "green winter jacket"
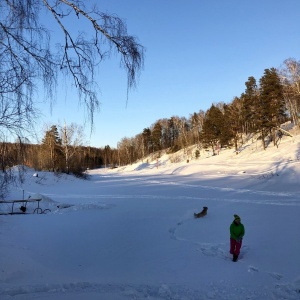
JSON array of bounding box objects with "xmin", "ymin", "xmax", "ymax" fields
[{"xmin": 230, "ymin": 221, "xmax": 245, "ymax": 241}]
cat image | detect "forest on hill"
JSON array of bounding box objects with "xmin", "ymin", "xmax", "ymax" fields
[{"xmin": 1, "ymin": 59, "xmax": 299, "ymax": 177}]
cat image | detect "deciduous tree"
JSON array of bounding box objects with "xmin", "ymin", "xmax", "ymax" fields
[
  {"xmin": 279, "ymin": 58, "xmax": 300, "ymax": 127},
  {"xmin": 59, "ymin": 122, "xmax": 84, "ymax": 173},
  {"xmin": 0, "ymin": 0, "xmax": 145, "ymax": 131}
]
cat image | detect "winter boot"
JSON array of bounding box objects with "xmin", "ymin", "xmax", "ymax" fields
[{"xmin": 232, "ymin": 254, "xmax": 238, "ymax": 262}]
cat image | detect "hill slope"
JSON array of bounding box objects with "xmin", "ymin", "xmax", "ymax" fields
[{"xmin": 0, "ymin": 129, "xmax": 299, "ymax": 300}]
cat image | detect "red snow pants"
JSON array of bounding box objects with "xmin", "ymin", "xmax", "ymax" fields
[{"xmin": 230, "ymin": 238, "xmax": 242, "ymax": 256}]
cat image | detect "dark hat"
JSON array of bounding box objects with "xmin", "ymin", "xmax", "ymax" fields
[{"xmin": 234, "ymin": 214, "xmax": 241, "ymax": 221}]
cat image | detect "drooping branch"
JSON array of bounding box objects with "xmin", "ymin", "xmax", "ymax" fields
[
  {"xmin": 42, "ymin": 0, "xmax": 145, "ymax": 120},
  {"xmin": 0, "ymin": 0, "xmax": 145, "ymax": 132}
]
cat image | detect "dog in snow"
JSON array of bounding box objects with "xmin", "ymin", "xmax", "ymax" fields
[{"xmin": 194, "ymin": 206, "xmax": 208, "ymax": 218}]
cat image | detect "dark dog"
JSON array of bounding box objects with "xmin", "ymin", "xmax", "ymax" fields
[
  {"xmin": 194, "ymin": 206, "xmax": 208, "ymax": 218},
  {"xmin": 20, "ymin": 206, "xmax": 27, "ymax": 213}
]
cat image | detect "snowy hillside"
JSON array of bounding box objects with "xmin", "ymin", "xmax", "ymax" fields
[{"xmin": 0, "ymin": 131, "xmax": 300, "ymax": 299}]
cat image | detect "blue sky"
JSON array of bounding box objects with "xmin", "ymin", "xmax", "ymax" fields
[{"xmin": 36, "ymin": 0, "xmax": 300, "ymax": 148}]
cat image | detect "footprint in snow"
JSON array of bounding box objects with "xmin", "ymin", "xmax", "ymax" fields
[
  {"xmin": 268, "ymin": 272, "xmax": 283, "ymax": 280},
  {"xmin": 248, "ymin": 265, "xmax": 259, "ymax": 272},
  {"xmin": 169, "ymin": 227, "xmax": 176, "ymax": 240},
  {"xmin": 196, "ymin": 244, "xmax": 232, "ymax": 261}
]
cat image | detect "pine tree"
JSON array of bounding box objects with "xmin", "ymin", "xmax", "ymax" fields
[
  {"xmin": 142, "ymin": 128, "xmax": 152, "ymax": 155},
  {"xmin": 259, "ymin": 68, "xmax": 286, "ymax": 148},
  {"xmin": 224, "ymin": 99, "xmax": 242, "ymax": 153},
  {"xmin": 168, "ymin": 117, "xmax": 179, "ymax": 148},
  {"xmin": 41, "ymin": 125, "xmax": 63, "ymax": 171},
  {"xmin": 242, "ymin": 76, "xmax": 259, "ymax": 134},
  {"xmin": 200, "ymin": 105, "xmax": 225, "ymax": 154},
  {"xmin": 190, "ymin": 113, "xmax": 200, "ymax": 145},
  {"xmin": 151, "ymin": 122, "xmax": 162, "ymax": 152}
]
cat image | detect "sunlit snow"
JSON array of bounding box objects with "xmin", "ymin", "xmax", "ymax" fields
[{"xmin": 1, "ymin": 133, "xmax": 300, "ymax": 299}]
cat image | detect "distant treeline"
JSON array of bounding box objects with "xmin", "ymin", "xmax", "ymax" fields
[
  {"xmin": 115, "ymin": 58, "xmax": 300, "ymax": 164},
  {"xmin": 2, "ymin": 59, "xmax": 300, "ymax": 174}
]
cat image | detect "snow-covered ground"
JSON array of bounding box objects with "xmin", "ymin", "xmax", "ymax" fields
[{"xmin": 1, "ymin": 134, "xmax": 300, "ymax": 299}]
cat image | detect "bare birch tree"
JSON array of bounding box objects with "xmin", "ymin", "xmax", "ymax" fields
[
  {"xmin": 0, "ymin": 0, "xmax": 145, "ymax": 131},
  {"xmin": 59, "ymin": 122, "xmax": 84, "ymax": 173},
  {"xmin": 279, "ymin": 58, "xmax": 300, "ymax": 127}
]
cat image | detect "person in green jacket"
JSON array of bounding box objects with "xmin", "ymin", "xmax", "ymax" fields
[{"xmin": 230, "ymin": 214, "xmax": 245, "ymax": 262}]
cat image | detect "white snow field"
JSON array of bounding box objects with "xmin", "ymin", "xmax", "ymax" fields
[{"xmin": 1, "ymin": 133, "xmax": 300, "ymax": 299}]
